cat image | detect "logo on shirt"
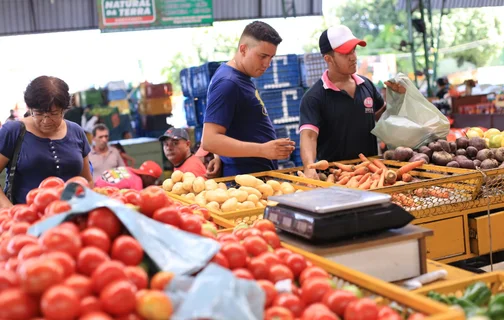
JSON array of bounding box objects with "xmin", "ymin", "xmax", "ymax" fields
[
  {"xmin": 101, "ymin": 167, "xmax": 130, "ymax": 184},
  {"xmin": 364, "ymin": 97, "xmax": 373, "ymax": 108},
  {"xmin": 255, "ymin": 90, "xmax": 268, "ymax": 116}
]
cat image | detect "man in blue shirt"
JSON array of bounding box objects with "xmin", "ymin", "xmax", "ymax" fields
[{"xmin": 201, "ymin": 21, "xmax": 295, "ymax": 177}]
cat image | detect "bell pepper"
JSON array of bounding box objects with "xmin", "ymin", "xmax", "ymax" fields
[
  {"xmin": 427, "ymin": 291, "xmax": 452, "ymax": 305},
  {"xmin": 488, "ymin": 293, "xmax": 504, "ymax": 320},
  {"xmin": 463, "ymin": 282, "xmax": 492, "ymax": 307}
]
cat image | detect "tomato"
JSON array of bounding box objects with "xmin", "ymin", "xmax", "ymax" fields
[
  {"xmin": 254, "ymin": 219, "xmax": 276, "ymax": 232},
  {"xmin": 210, "ymin": 252, "xmax": 230, "ymax": 269},
  {"xmin": 150, "ymin": 271, "xmax": 174, "ymax": 291},
  {"xmin": 378, "ymin": 306, "xmax": 400, "ymax": 319},
  {"xmin": 40, "ymin": 176, "xmax": 65, "ymax": 189},
  {"xmin": 407, "ymin": 313, "xmax": 426, "ymax": 320},
  {"xmin": 231, "ymin": 268, "xmax": 253, "ymax": 280},
  {"xmin": 110, "ymin": 193, "xmax": 127, "ymax": 204},
  {"xmin": 79, "ymin": 311, "xmax": 113, "ymax": 320},
  {"xmin": 66, "ymin": 176, "xmax": 90, "ymax": 188},
  {"xmin": 273, "ymin": 293, "xmax": 304, "ymax": 317},
  {"xmin": 58, "ymin": 222, "xmax": 80, "ymax": 234},
  {"xmin": 193, "ymin": 207, "xmax": 210, "ymax": 220},
  {"xmin": 264, "ymin": 306, "xmax": 294, "ymax": 320},
  {"xmin": 6, "ymin": 234, "xmax": 37, "ymax": 257},
  {"xmin": 0, "ymin": 269, "xmax": 19, "ymax": 291},
  {"xmin": 179, "ymin": 206, "xmax": 193, "ymax": 215},
  {"xmin": 139, "ymin": 186, "xmax": 171, "ymax": 217},
  {"xmin": 9, "ymin": 222, "xmax": 30, "ymax": 235},
  {"xmin": 299, "ymin": 266, "xmax": 330, "ymax": 286},
  {"xmin": 44, "ymin": 200, "xmax": 71, "ymax": 217},
  {"xmin": 87, "ymin": 208, "xmax": 122, "ymax": 240},
  {"xmin": 262, "ymin": 231, "xmax": 281, "ymax": 249},
  {"xmin": 122, "ymin": 190, "xmax": 143, "ymax": 207},
  {"xmin": 242, "ymin": 228, "xmax": 263, "ymax": 238},
  {"xmin": 301, "ymin": 277, "xmax": 334, "ymax": 305},
  {"xmin": 242, "ymin": 235, "xmax": 268, "ymax": 257},
  {"xmin": 91, "ymin": 260, "xmax": 128, "ymax": 294},
  {"xmin": 256, "ymin": 279, "xmax": 277, "ymax": 308},
  {"xmin": 0, "ymin": 240, "xmax": 11, "ymax": 261},
  {"xmin": 179, "ymin": 214, "xmax": 203, "ymax": 234},
  {"xmin": 80, "ymin": 296, "xmax": 102, "ymax": 315},
  {"xmin": 220, "ymin": 242, "xmax": 247, "ymax": 269},
  {"xmin": 13, "ymin": 205, "xmax": 38, "ymax": 224},
  {"xmin": 18, "ymin": 259, "xmax": 64, "ymax": 294},
  {"xmin": 80, "ymin": 227, "xmax": 111, "ymax": 253},
  {"xmin": 0, "ymin": 219, "xmax": 13, "ymax": 233},
  {"xmin": 5, "ymin": 258, "xmax": 19, "ymax": 272},
  {"xmin": 258, "ymin": 252, "xmax": 283, "ymax": 266},
  {"xmin": 201, "ymin": 229, "xmax": 217, "ymax": 239},
  {"xmin": 45, "ymin": 251, "xmax": 76, "ymax": 278},
  {"xmin": 269, "ymin": 264, "xmax": 294, "ymax": 283},
  {"xmin": 233, "ymin": 228, "xmax": 246, "ymax": 240},
  {"xmin": 323, "ymin": 290, "xmax": 358, "ymax": 316},
  {"xmin": 64, "ymin": 274, "xmax": 92, "ymax": 299},
  {"xmin": 110, "ymin": 236, "xmax": 143, "ymax": 266},
  {"xmin": 301, "ymin": 303, "xmax": 340, "ymax": 320},
  {"xmin": 284, "ymin": 253, "xmax": 307, "ymax": 277},
  {"xmin": 274, "ymin": 248, "xmax": 293, "ymax": 261},
  {"xmin": 39, "ymin": 227, "xmax": 82, "ymax": 258},
  {"xmin": 218, "ymin": 234, "xmax": 240, "ymax": 244},
  {"xmin": 76, "ymin": 247, "xmax": 110, "ymax": 276},
  {"xmin": 124, "ymin": 266, "xmax": 148, "ymax": 291},
  {"xmin": 136, "ymin": 290, "xmax": 173, "ymax": 320},
  {"xmin": 0, "ymin": 288, "xmax": 38, "ymax": 320},
  {"xmin": 41, "ymin": 285, "xmax": 80, "ymax": 320},
  {"xmin": 152, "ymin": 207, "xmax": 181, "ymax": 228},
  {"xmin": 344, "ymin": 298, "xmax": 379, "ymax": 320},
  {"xmin": 100, "ymin": 280, "xmax": 136, "ymax": 316},
  {"xmin": 247, "ymin": 257, "xmax": 269, "ymax": 280},
  {"xmin": 116, "ymin": 313, "xmax": 144, "ymax": 320},
  {"xmin": 25, "ymin": 188, "xmax": 42, "ymax": 206},
  {"xmin": 33, "ymin": 188, "xmax": 60, "ymax": 213}
]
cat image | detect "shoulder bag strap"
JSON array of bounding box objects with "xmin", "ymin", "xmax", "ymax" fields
[{"xmin": 6, "ymin": 122, "xmax": 26, "ymax": 204}]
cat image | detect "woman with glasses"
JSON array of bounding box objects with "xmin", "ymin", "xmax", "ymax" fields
[{"xmin": 0, "ymin": 76, "xmax": 93, "ymax": 207}]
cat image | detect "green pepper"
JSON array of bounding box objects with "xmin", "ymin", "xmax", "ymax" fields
[
  {"xmin": 463, "ymin": 282, "xmax": 492, "ymax": 306},
  {"xmin": 488, "ymin": 293, "xmax": 504, "ymax": 320},
  {"xmin": 427, "ymin": 291, "xmax": 452, "ymax": 305},
  {"xmin": 453, "ymin": 298, "xmax": 487, "ymax": 317}
]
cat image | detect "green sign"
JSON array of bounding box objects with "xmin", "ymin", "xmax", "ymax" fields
[{"xmin": 97, "ymin": 0, "xmax": 213, "ymax": 32}]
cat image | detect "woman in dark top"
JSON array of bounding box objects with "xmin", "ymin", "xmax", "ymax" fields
[{"xmin": 0, "ymin": 76, "xmax": 93, "ymax": 207}]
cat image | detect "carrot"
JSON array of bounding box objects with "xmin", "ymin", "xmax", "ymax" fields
[
  {"xmin": 337, "ymin": 176, "xmax": 350, "ymax": 185},
  {"xmin": 340, "ymin": 171, "xmax": 356, "ymax": 178},
  {"xmin": 428, "ymin": 188, "xmax": 450, "ymax": 198},
  {"xmin": 396, "ymin": 161, "xmax": 424, "ymax": 178},
  {"xmin": 329, "ymin": 168, "xmax": 342, "ymax": 176},
  {"xmin": 347, "ymin": 176, "xmax": 361, "ymax": 188},
  {"xmin": 332, "ymin": 162, "xmax": 353, "ymax": 172},
  {"xmin": 385, "ymin": 170, "xmax": 397, "ymax": 184},
  {"xmin": 358, "ymin": 173, "xmax": 371, "ymax": 185},
  {"xmin": 353, "ymin": 167, "xmax": 369, "ymax": 176},
  {"xmin": 308, "ymin": 160, "xmax": 329, "ymax": 170},
  {"xmin": 353, "ymin": 161, "xmax": 370, "ymax": 170},
  {"xmin": 370, "ymin": 179, "xmax": 379, "ymax": 189},
  {"xmin": 359, "ymin": 178, "xmax": 373, "ymax": 190},
  {"xmin": 358, "ymin": 154, "xmax": 379, "ymax": 173},
  {"xmin": 373, "ymin": 159, "xmax": 387, "ymax": 170},
  {"xmin": 377, "ymin": 169, "xmax": 386, "ymax": 188},
  {"xmin": 327, "ymin": 174, "xmax": 335, "ymax": 183},
  {"xmin": 401, "ymin": 173, "xmax": 413, "ymax": 182},
  {"xmin": 358, "ymin": 153, "xmax": 371, "ymax": 163}
]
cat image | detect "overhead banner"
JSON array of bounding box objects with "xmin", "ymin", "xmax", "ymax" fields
[{"xmin": 97, "ymin": 0, "xmax": 213, "ymax": 32}]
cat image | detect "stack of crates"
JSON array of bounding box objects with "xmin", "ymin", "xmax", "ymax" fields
[
  {"xmin": 78, "ymin": 88, "xmax": 104, "ymax": 107},
  {"xmin": 137, "ymin": 82, "xmax": 173, "ymax": 136},
  {"xmin": 180, "ymin": 62, "xmax": 221, "ymax": 146},
  {"xmin": 298, "ymin": 53, "xmax": 326, "ymax": 88},
  {"xmin": 107, "ymin": 81, "xmax": 130, "ymax": 115},
  {"xmin": 253, "ymin": 54, "xmax": 304, "ymax": 166}
]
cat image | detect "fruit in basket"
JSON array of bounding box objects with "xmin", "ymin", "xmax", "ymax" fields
[
  {"xmin": 136, "ymin": 289, "xmax": 173, "ymax": 320},
  {"xmin": 467, "ymin": 128, "xmax": 483, "ymax": 138},
  {"xmin": 489, "ymin": 134, "xmax": 503, "ymax": 148},
  {"xmin": 344, "ymin": 298, "xmax": 379, "ymax": 320}
]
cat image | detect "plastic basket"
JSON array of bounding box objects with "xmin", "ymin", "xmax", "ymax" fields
[
  {"xmin": 180, "ymin": 67, "xmax": 193, "ymax": 97},
  {"xmin": 253, "ymin": 54, "xmax": 301, "ymax": 90},
  {"xmin": 261, "ymin": 87, "xmax": 304, "ymax": 125},
  {"xmin": 300, "ymin": 53, "xmax": 326, "ymax": 88},
  {"xmin": 139, "ymin": 98, "xmax": 172, "ymax": 116},
  {"xmin": 274, "ymin": 123, "xmax": 299, "ymax": 142},
  {"xmin": 107, "ymin": 80, "xmax": 127, "ymax": 91},
  {"xmin": 191, "ymin": 62, "xmax": 221, "ymax": 98},
  {"xmin": 107, "ymin": 89, "xmax": 127, "ymax": 101},
  {"xmin": 184, "ymin": 98, "xmax": 198, "ymax": 127},
  {"xmin": 80, "ymin": 89, "xmax": 103, "ymax": 106},
  {"xmin": 146, "ymin": 83, "xmax": 173, "ymax": 99},
  {"xmin": 108, "ymin": 99, "xmax": 130, "ymax": 115}
]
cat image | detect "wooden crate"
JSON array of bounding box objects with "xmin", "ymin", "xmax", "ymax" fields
[
  {"xmin": 419, "ymin": 217, "xmax": 466, "ymax": 260},
  {"xmin": 469, "ymin": 210, "xmax": 504, "ymax": 255}
]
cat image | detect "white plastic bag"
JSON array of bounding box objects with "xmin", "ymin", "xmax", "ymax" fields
[{"xmin": 371, "ymin": 73, "xmax": 450, "ymax": 149}]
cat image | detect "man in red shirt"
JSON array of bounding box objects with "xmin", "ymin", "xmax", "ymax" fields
[
  {"xmin": 159, "ymin": 128, "xmax": 206, "ymax": 177},
  {"xmin": 95, "ymin": 160, "xmax": 162, "ymax": 190}
]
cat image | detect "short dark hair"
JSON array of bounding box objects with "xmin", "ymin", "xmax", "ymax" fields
[
  {"xmin": 24, "ymin": 76, "xmax": 71, "ymax": 112},
  {"xmin": 436, "ymin": 77, "xmax": 448, "ymax": 87},
  {"xmin": 92, "ymin": 123, "xmax": 108, "ymax": 137},
  {"xmin": 241, "ymin": 21, "xmax": 282, "ymax": 46}
]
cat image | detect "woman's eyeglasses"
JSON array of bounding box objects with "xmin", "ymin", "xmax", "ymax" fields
[{"xmin": 31, "ymin": 110, "xmax": 63, "ymax": 120}]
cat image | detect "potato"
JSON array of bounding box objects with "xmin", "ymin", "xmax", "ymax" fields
[
  {"xmin": 280, "ymin": 182, "xmax": 295, "ymax": 194},
  {"xmin": 256, "ymin": 183, "xmax": 274, "ymax": 199},
  {"xmin": 239, "ymin": 186, "xmax": 262, "ymax": 199},
  {"xmin": 221, "ymin": 198, "xmax": 238, "ymax": 212},
  {"xmin": 295, "ymin": 189, "xmax": 303, "ymax": 193},
  {"xmin": 273, "ymin": 190, "xmax": 283, "ymax": 196},
  {"xmin": 394, "ymin": 147, "xmax": 414, "ymax": 161},
  {"xmin": 205, "ymin": 179, "xmax": 219, "ymax": 191},
  {"xmin": 194, "ymin": 193, "xmax": 207, "ymax": 206},
  {"xmin": 183, "ymin": 172, "xmax": 196, "ymax": 181},
  {"xmin": 227, "ymin": 187, "xmax": 236, "ymax": 193},
  {"xmin": 192, "ymin": 177, "xmax": 206, "ymax": 194},
  {"xmin": 182, "ymin": 177, "xmax": 195, "ymax": 192},
  {"xmin": 206, "ymin": 201, "xmax": 220, "ymax": 212},
  {"xmin": 229, "ymin": 189, "xmax": 248, "ymax": 202},
  {"xmin": 260, "ymin": 200, "xmax": 268, "ymax": 206},
  {"xmin": 235, "ymin": 174, "xmax": 258, "ymax": 187},
  {"xmin": 266, "ymin": 180, "xmax": 281, "ymax": 192},
  {"xmin": 241, "ymin": 201, "xmax": 256, "ymax": 209},
  {"xmin": 171, "ymin": 170, "xmax": 184, "ymax": 183},
  {"xmin": 255, "ymin": 201, "xmax": 264, "ymax": 208},
  {"xmin": 236, "ymin": 202, "xmax": 246, "ymax": 210},
  {"xmin": 267, "ymin": 200, "xmax": 279, "ymax": 206},
  {"xmin": 162, "ymin": 179, "xmax": 174, "ymax": 191},
  {"xmin": 218, "ymin": 182, "xmax": 228, "ymax": 191},
  {"xmin": 255, "ymin": 178, "xmax": 265, "ymax": 186},
  {"xmin": 172, "ymin": 182, "xmax": 185, "ymax": 195},
  {"xmin": 247, "ymin": 194, "xmax": 259, "ymax": 203},
  {"xmin": 185, "ymin": 193, "xmax": 196, "ymax": 201},
  {"xmin": 205, "ymin": 189, "xmax": 229, "ymax": 203}
]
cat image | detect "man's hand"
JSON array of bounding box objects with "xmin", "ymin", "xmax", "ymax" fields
[
  {"xmin": 205, "ymin": 156, "xmax": 222, "ymax": 179},
  {"xmin": 261, "ymin": 139, "xmax": 296, "ymax": 160},
  {"xmin": 304, "ymin": 168, "xmax": 319, "ymax": 180},
  {"xmin": 385, "ymin": 81, "xmax": 406, "ymax": 94}
]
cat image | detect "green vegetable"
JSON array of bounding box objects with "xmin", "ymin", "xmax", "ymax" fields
[
  {"xmin": 463, "ymin": 282, "xmax": 492, "ymax": 306},
  {"xmin": 488, "ymin": 293, "xmax": 504, "ymax": 320},
  {"xmin": 427, "ymin": 291, "xmax": 452, "ymax": 305},
  {"xmin": 342, "ymin": 285, "xmax": 363, "ymax": 298}
]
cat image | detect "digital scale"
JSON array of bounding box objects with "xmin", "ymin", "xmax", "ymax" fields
[{"xmin": 265, "ymin": 187, "xmax": 415, "ymax": 243}]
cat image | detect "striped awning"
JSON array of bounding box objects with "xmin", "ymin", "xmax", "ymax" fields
[{"xmin": 397, "ymin": 0, "xmax": 504, "ymax": 10}]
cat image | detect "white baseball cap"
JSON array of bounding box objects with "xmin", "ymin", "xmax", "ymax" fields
[{"xmin": 319, "ymin": 25, "xmax": 367, "ymax": 55}]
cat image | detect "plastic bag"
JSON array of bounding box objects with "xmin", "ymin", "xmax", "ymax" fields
[
  {"xmin": 28, "ymin": 183, "xmax": 220, "ymax": 275},
  {"xmin": 167, "ymin": 263, "xmax": 265, "ymax": 320},
  {"xmin": 371, "ymin": 73, "xmax": 450, "ymax": 149}
]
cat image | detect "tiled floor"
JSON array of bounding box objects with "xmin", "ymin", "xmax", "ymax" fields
[{"xmin": 480, "ymin": 261, "xmax": 504, "ymax": 272}]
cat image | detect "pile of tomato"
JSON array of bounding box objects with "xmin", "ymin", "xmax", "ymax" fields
[{"xmin": 211, "ymin": 220, "xmax": 427, "ymax": 320}]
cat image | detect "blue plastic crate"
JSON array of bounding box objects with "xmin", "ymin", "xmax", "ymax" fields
[
  {"xmin": 191, "ymin": 62, "xmax": 221, "ymax": 98},
  {"xmin": 183, "ymin": 97, "xmax": 207, "ymax": 127},
  {"xmin": 253, "ymin": 54, "xmax": 301, "ymax": 90},
  {"xmin": 274, "ymin": 123, "xmax": 299, "ymax": 142},
  {"xmin": 291, "ymin": 148, "xmax": 303, "ymax": 166},
  {"xmin": 300, "ymin": 53, "xmax": 326, "ymax": 88},
  {"xmin": 180, "ymin": 67, "xmax": 193, "ymax": 97},
  {"xmin": 194, "ymin": 126, "xmax": 203, "ymax": 143},
  {"xmin": 107, "ymin": 89, "xmax": 127, "ymax": 101},
  {"xmin": 261, "ymin": 87, "xmax": 304, "ymax": 125}
]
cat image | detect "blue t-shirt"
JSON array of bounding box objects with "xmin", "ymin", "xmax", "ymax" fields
[
  {"xmin": 0, "ymin": 120, "xmax": 91, "ymax": 204},
  {"xmin": 204, "ymin": 64, "xmax": 278, "ymax": 176}
]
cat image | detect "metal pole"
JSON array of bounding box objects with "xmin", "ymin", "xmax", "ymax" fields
[
  {"xmin": 419, "ymin": 0, "xmax": 432, "ymax": 97},
  {"xmin": 427, "ymin": 0, "xmax": 434, "ymax": 48},
  {"xmin": 406, "ymin": 0, "xmax": 418, "ymax": 86},
  {"xmin": 432, "ymin": 0, "xmax": 446, "ymax": 84}
]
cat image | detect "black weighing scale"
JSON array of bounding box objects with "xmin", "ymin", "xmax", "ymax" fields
[{"xmin": 265, "ymin": 187, "xmax": 415, "ymax": 243}]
